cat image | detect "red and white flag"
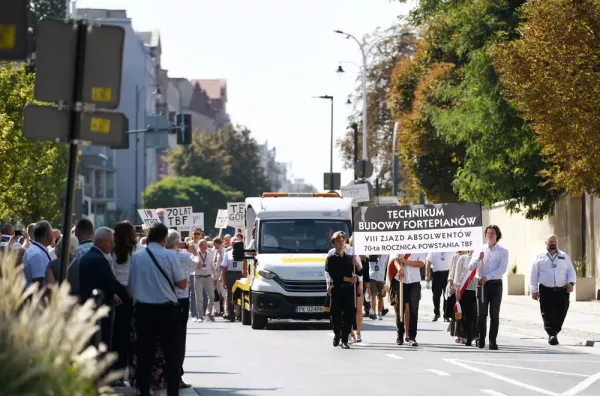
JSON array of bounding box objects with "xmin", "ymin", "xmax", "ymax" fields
[{"xmin": 454, "ymin": 262, "xmax": 477, "ymax": 318}]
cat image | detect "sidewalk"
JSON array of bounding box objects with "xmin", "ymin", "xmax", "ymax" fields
[{"xmin": 386, "ymin": 282, "xmax": 600, "ymax": 345}]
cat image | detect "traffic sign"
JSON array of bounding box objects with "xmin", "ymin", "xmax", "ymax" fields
[
  {"xmin": 34, "ymin": 18, "xmax": 125, "ymax": 109},
  {"xmin": 79, "ymin": 110, "xmax": 127, "ymax": 146},
  {"xmin": 0, "ymin": 0, "xmax": 28, "ymax": 60},
  {"xmin": 323, "ymin": 172, "xmax": 341, "ymax": 191},
  {"xmin": 354, "ymin": 160, "xmax": 374, "ymax": 179},
  {"xmin": 22, "ymin": 104, "xmax": 70, "ymax": 142}
]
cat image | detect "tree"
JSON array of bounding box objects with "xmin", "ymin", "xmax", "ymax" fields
[
  {"xmin": 492, "ymin": 0, "xmax": 600, "ymax": 193},
  {"xmin": 0, "ymin": 63, "xmax": 69, "ymax": 224},
  {"xmin": 337, "ymin": 24, "xmax": 417, "ymax": 196},
  {"xmin": 29, "ymin": 0, "xmax": 67, "ymax": 53},
  {"xmin": 166, "ymin": 124, "xmax": 271, "ymax": 198},
  {"xmin": 388, "ymin": 0, "xmax": 562, "ymax": 218},
  {"xmin": 143, "ymin": 176, "xmax": 242, "ymax": 231}
]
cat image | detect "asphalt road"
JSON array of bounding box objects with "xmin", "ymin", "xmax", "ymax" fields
[{"xmin": 182, "ymin": 313, "xmax": 600, "ymax": 396}]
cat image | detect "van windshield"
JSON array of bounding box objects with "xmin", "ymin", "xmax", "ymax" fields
[{"xmin": 259, "ymin": 219, "xmax": 351, "ymax": 254}]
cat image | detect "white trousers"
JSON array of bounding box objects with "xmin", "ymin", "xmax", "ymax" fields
[{"xmin": 194, "ymin": 275, "xmax": 215, "ymax": 317}]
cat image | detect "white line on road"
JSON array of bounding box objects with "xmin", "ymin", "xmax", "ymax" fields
[
  {"xmin": 481, "ymin": 390, "xmax": 507, "ymax": 396},
  {"xmin": 443, "ymin": 359, "xmax": 559, "ymax": 396},
  {"xmin": 562, "ymin": 372, "xmax": 600, "ymax": 396},
  {"xmin": 425, "ymin": 369, "xmax": 450, "ymax": 376},
  {"xmin": 458, "ymin": 359, "xmax": 588, "ymax": 377},
  {"xmin": 385, "ymin": 353, "xmax": 404, "ymax": 360}
]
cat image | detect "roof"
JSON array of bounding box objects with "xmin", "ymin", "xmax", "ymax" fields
[
  {"xmin": 245, "ymin": 197, "xmax": 354, "ymax": 219},
  {"xmin": 190, "ymin": 79, "xmax": 227, "ymax": 101}
]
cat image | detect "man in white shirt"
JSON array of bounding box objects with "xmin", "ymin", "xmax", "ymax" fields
[
  {"xmin": 23, "ymin": 220, "xmax": 54, "ymax": 288},
  {"xmin": 368, "ymin": 255, "xmax": 388, "ymax": 320},
  {"xmin": 193, "ymin": 239, "xmax": 216, "ymax": 322},
  {"xmin": 468, "ymin": 225, "xmax": 509, "ymax": 350},
  {"xmin": 530, "ymin": 234, "xmax": 576, "ymax": 346},
  {"xmin": 426, "ymin": 251, "xmax": 454, "ymax": 322},
  {"xmin": 212, "ymin": 237, "xmax": 227, "ymax": 315},
  {"xmin": 387, "ymin": 253, "xmax": 426, "ymax": 347},
  {"xmin": 220, "ymin": 233, "xmax": 244, "ymax": 321}
]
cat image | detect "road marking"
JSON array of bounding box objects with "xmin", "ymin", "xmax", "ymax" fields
[
  {"xmin": 481, "ymin": 390, "xmax": 507, "ymax": 396},
  {"xmin": 562, "ymin": 372, "xmax": 600, "ymax": 396},
  {"xmin": 425, "ymin": 369, "xmax": 450, "ymax": 376},
  {"xmin": 444, "ymin": 359, "xmax": 559, "ymax": 396},
  {"xmin": 458, "ymin": 359, "xmax": 588, "ymax": 377},
  {"xmin": 385, "ymin": 353, "xmax": 404, "ymax": 360}
]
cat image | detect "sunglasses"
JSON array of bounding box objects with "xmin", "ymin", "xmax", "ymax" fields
[{"xmin": 194, "ymin": 233, "xmax": 202, "ymax": 236}]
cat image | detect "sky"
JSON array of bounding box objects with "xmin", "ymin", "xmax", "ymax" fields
[{"xmin": 73, "ymin": 0, "xmax": 415, "ymax": 190}]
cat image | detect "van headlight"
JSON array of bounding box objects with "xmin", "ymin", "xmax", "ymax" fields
[{"xmin": 258, "ymin": 269, "xmax": 277, "ymax": 280}]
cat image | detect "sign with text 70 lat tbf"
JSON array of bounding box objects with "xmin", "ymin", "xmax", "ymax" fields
[{"xmin": 164, "ymin": 206, "xmax": 193, "ymax": 228}]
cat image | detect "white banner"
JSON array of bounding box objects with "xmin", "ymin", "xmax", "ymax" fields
[
  {"xmin": 181, "ymin": 213, "xmax": 205, "ymax": 232},
  {"xmin": 227, "ymin": 202, "xmax": 245, "ymax": 228},
  {"xmin": 137, "ymin": 209, "xmax": 161, "ymax": 227},
  {"xmin": 341, "ymin": 184, "xmax": 370, "ymax": 202},
  {"xmin": 214, "ymin": 209, "xmax": 229, "ymax": 229},
  {"xmin": 164, "ymin": 206, "xmax": 194, "ymax": 228}
]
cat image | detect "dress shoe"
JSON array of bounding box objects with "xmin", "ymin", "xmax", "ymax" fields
[{"xmin": 489, "ymin": 342, "xmax": 498, "ymax": 350}]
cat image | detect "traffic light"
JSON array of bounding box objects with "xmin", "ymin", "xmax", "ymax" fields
[{"xmin": 176, "ymin": 113, "xmax": 192, "ymax": 145}]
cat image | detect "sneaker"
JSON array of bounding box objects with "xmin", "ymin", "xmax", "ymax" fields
[
  {"xmin": 408, "ymin": 339, "xmax": 419, "ymax": 347},
  {"xmin": 382, "ymin": 308, "xmax": 389, "ymax": 316},
  {"xmin": 369, "ymin": 313, "xmax": 377, "ymax": 320},
  {"xmin": 377, "ymin": 313, "xmax": 383, "ymax": 320},
  {"xmin": 208, "ymin": 314, "xmax": 215, "ymax": 322},
  {"xmin": 549, "ymin": 336, "xmax": 559, "ymax": 345},
  {"xmin": 341, "ymin": 342, "xmax": 350, "ymax": 349},
  {"xmin": 405, "ymin": 337, "xmax": 410, "ymax": 342},
  {"xmin": 396, "ymin": 334, "xmax": 404, "ymax": 345},
  {"xmin": 192, "ymin": 317, "xmax": 198, "ymax": 322}
]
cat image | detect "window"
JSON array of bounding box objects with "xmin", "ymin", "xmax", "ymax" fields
[{"xmin": 259, "ymin": 219, "xmax": 351, "ymax": 254}]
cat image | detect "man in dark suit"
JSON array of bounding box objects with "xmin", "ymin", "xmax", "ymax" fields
[{"xmin": 79, "ymin": 226, "xmax": 128, "ymax": 352}]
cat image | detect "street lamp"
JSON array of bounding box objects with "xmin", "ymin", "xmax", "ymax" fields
[
  {"xmin": 333, "ymin": 30, "xmax": 414, "ymax": 162},
  {"xmin": 312, "ymin": 95, "xmax": 334, "ymax": 192}
]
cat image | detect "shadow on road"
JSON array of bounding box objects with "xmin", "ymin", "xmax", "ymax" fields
[
  {"xmin": 265, "ymin": 321, "xmax": 332, "ymax": 331},
  {"xmin": 195, "ymin": 387, "xmax": 281, "ymax": 395}
]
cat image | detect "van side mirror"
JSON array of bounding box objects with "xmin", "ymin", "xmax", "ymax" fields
[{"xmin": 232, "ymin": 240, "xmax": 256, "ymax": 260}]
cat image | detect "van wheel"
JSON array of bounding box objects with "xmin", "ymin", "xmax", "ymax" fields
[
  {"xmin": 241, "ymin": 293, "xmax": 251, "ymax": 326},
  {"xmin": 251, "ymin": 310, "xmax": 267, "ymax": 330}
]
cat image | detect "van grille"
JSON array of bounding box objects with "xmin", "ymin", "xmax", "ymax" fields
[{"xmin": 273, "ymin": 277, "xmax": 327, "ymax": 293}]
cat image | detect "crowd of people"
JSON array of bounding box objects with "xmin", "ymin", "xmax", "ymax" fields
[{"xmin": 0, "ymin": 219, "xmax": 243, "ymax": 396}]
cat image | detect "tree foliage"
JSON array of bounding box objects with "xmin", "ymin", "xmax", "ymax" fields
[
  {"xmin": 337, "ymin": 24, "xmax": 417, "ymax": 196},
  {"xmin": 142, "ymin": 176, "xmax": 242, "ymax": 231},
  {"xmin": 388, "ymin": 0, "xmax": 562, "ymax": 218},
  {"xmin": 0, "ymin": 63, "xmax": 69, "ymax": 224},
  {"xmin": 29, "ymin": 0, "xmax": 68, "ymax": 53},
  {"xmin": 492, "ymin": 0, "xmax": 600, "ymax": 193},
  {"xmin": 166, "ymin": 124, "xmax": 271, "ymax": 198}
]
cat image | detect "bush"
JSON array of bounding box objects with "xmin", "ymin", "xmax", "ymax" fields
[{"xmin": 0, "ymin": 250, "xmax": 118, "ymax": 395}]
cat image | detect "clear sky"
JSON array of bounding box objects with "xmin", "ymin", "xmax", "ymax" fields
[{"xmin": 74, "ymin": 0, "xmax": 414, "ymax": 190}]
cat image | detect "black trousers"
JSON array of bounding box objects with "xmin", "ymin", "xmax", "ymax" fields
[
  {"xmin": 395, "ymin": 281, "xmax": 421, "ymax": 340},
  {"xmin": 477, "ymin": 280, "xmax": 502, "ymax": 343},
  {"xmin": 225, "ymin": 271, "xmax": 243, "ymax": 316},
  {"xmin": 432, "ymin": 270, "xmax": 449, "ymax": 317},
  {"xmin": 112, "ymin": 297, "xmax": 133, "ymax": 372},
  {"xmin": 178, "ymin": 298, "xmax": 190, "ymax": 380},
  {"xmin": 135, "ymin": 302, "xmax": 181, "ymax": 396},
  {"xmin": 460, "ymin": 289, "xmax": 477, "ymax": 341},
  {"xmin": 539, "ymin": 285, "xmax": 570, "ymax": 336},
  {"xmin": 330, "ymin": 285, "xmax": 354, "ymax": 343}
]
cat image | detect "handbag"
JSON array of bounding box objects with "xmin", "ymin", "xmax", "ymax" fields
[{"xmin": 146, "ymin": 249, "xmax": 179, "ymax": 306}]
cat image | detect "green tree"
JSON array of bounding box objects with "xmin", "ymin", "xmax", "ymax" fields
[
  {"xmin": 337, "ymin": 24, "xmax": 416, "ymax": 196},
  {"xmin": 492, "ymin": 0, "xmax": 600, "ymax": 193},
  {"xmin": 0, "ymin": 63, "xmax": 68, "ymax": 224},
  {"xmin": 142, "ymin": 176, "xmax": 242, "ymax": 231},
  {"xmin": 166, "ymin": 124, "xmax": 271, "ymax": 198},
  {"xmin": 29, "ymin": 0, "xmax": 68, "ymax": 53},
  {"xmin": 388, "ymin": 0, "xmax": 561, "ymax": 218}
]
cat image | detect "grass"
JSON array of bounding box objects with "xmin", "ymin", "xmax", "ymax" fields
[{"xmin": 0, "ymin": 250, "xmax": 120, "ymax": 395}]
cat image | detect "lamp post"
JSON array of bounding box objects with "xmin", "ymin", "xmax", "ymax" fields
[
  {"xmin": 313, "ymin": 95, "xmax": 334, "ymax": 192},
  {"xmin": 334, "ymin": 30, "xmax": 414, "ymax": 162}
]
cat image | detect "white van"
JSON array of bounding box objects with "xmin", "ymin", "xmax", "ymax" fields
[{"xmin": 233, "ymin": 192, "xmax": 353, "ymax": 329}]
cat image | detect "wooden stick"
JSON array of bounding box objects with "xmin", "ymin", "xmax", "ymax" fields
[{"xmin": 398, "ymin": 261, "xmax": 404, "ymax": 322}]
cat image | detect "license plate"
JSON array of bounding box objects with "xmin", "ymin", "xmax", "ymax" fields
[{"xmin": 296, "ymin": 306, "xmax": 324, "ymax": 313}]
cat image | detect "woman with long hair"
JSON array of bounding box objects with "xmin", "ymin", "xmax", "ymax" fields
[{"xmin": 111, "ymin": 220, "xmax": 138, "ymax": 384}]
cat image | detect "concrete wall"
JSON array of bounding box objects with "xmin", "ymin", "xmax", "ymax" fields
[
  {"xmin": 482, "ymin": 195, "xmax": 584, "ymax": 294},
  {"xmin": 584, "ymin": 193, "xmax": 600, "ymax": 296}
]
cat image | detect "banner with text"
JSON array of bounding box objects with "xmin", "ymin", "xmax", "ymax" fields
[
  {"xmin": 164, "ymin": 206, "xmax": 194, "ymax": 228},
  {"xmin": 227, "ymin": 202, "xmax": 245, "ymax": 229},
  {"xmin": 181, "ymin": 213, "xmax": 205, "ymax": 232},
  {"xmin": 214, "ymin": 209, "xmax": 229, "ymax": 229},
  {"xmin": 352, "ymin": 203, "xmax": 483, "ymax": 255},
  {"xmin": 137, "ymin": 209, "xmax": 161, "ymax": 227}
]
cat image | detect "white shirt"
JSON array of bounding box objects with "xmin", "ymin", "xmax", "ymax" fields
[
  {"xmin": 369, "ymin": 255, "xmax": 388, "ymax": 282},
  {"xmin": 530, "ymin": 249, "xmax": 576, "ymax": 293},
  {"xmin": 221, "ymin": 249, "xmax": 242, "ymax": 272},
  {"xmin": 48, "ymin": 246, "xmax": 57, "ymax": 261},
  {"xmin": 426, "ymin": 251, "xmax": 454, "ymax": 272},
  {"xmin": 468, "ymin": 243, "xmax": 509, "ymax": 280},
  {"xmin": 453, "ymin": 254, "xmax": 476, "ymax": 291},
  {"xmin": 194, "ymin": 249, "xmax": 216, "ymax": 278},
  {"xmin": 386, "ymin": 253, "xmax": 425, "ymax": 285},
  {"xmin": 175, "ymin": 250, "xmax": 197, "ymax": 298}
]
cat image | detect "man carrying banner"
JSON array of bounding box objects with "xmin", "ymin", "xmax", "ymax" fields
[{"xmin": 468, "ymin": 225, "xmax": 508, "ymax": 350}]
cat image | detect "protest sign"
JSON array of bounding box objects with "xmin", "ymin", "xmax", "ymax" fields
[
  {"xmin": 227, "ymin": 202, "xmax": 245, "ymax": 229},
  {"xmin": 341, "ymin": 183, "xmax": 370, "ymax": 202},
  {"xmin": 137, "ymin": 209, "xmax": 161, "ymax": 227},
  {"xmin": 215, "ymin": 209, "xmax": 229, "ymax": 229},
  {"xmin": 164, "ymin": 206, "xmax": 193, "ymax": 228},
  {"xmin": 352, "ymin": 203, "xmax": 483, "ymax": 255},
  {"xmin": 181, "ymin": 213, "xmax": 205, "ymax": 232}
]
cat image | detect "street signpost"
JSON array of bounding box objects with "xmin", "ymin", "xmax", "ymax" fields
[
  {"xmin": 323, "ymin": 172, "xmax": 341, "ymax": 191},
  {"xmin": 0, "ymin": 0, "xmax": 28, "ymax": 61},
  {"xmin": 21, "ymin": 18, "xmax": 127, "ymax": 283}
]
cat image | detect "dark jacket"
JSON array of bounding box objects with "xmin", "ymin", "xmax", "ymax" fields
[{"xmin": 78, "ymin": 246, "xmax": 128, "ymax": 307}]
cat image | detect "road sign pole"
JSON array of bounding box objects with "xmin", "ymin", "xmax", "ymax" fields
[{"xmin": 59, "ymin": 20, "xmax": 87, "ymax": 284}]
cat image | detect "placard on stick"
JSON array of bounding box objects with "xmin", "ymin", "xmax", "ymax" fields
[
  {"xmin": 214, "ymin": 209, "xmax": 229, "ymax": 229},
  {"xmin": 164, "ymin": 206, "xmax": 193, "ymax": 228},
  {"xmin": 137, "ymin": 209, "xmax": 161, "ymax": 227},
  {"xmin": 227, "ymin": 202, "xmax": 245, "ymax": 229}
]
